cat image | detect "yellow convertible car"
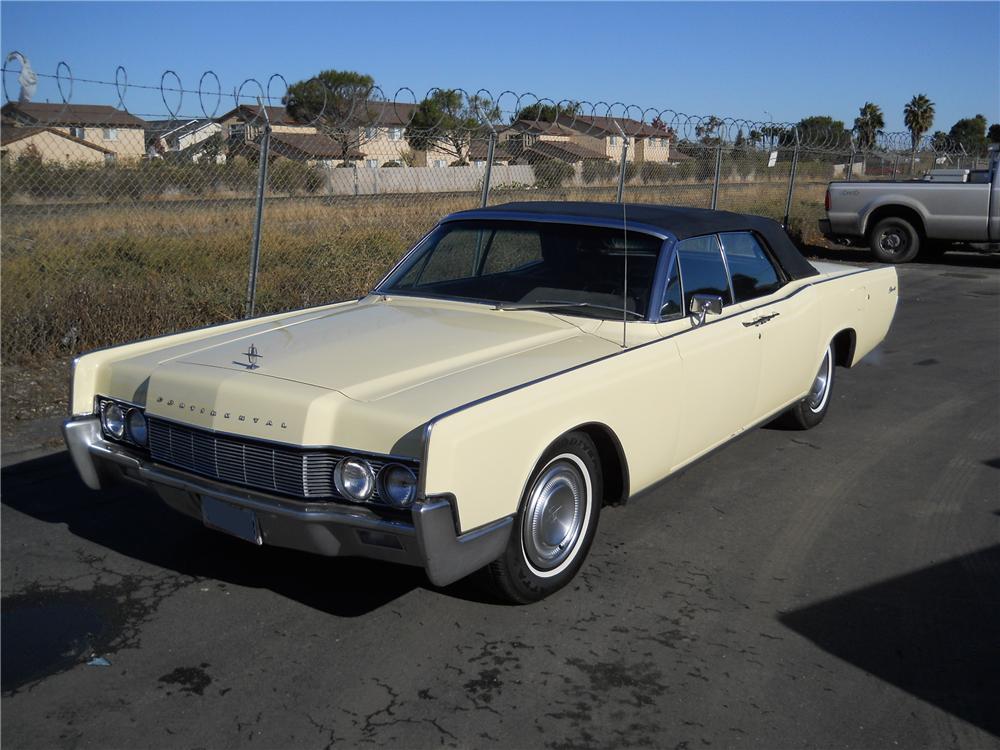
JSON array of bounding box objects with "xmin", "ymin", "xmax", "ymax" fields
[{"xmin": 64, "ymin": 202, "xmax": 898, "ymax": 602}]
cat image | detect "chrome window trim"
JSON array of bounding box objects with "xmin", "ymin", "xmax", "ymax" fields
[
  {"xmin": 718, "ymin": 230, "xmax": 787, "ymax": 303},
  {"xmin": 713, "ymin": 233, "xmax": 737, "ymax": 305},
  {"xmin": 375, "ymin": 215, "xmax": 673, "ymax": 322}
]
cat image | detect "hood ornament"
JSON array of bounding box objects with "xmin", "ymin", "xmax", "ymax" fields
[{"xmin": 236, "ymin": 343, "xmax": 263, "ymax": 370}]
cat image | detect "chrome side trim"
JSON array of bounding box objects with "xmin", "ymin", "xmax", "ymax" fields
[{"xmin": 418, "ymin": 267, "xmax": 875, "ymax": 496}]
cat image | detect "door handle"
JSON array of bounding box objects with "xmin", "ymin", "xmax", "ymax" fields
[{"xmin": 742, "ymin": 312, "xmax": 780, "ymax": 327}]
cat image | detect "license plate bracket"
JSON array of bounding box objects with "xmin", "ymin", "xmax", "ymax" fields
[{"xmin": 201, "ymin": 496, "xmax": 262, "ymax": 545}]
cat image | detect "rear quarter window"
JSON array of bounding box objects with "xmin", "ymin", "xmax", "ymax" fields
[{"xmin": 719, "ymin": 232, "xmax": 782, "ymax": 302}]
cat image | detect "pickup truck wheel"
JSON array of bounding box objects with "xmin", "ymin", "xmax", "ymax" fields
[
  {"xmin": 485, "ymin": 432, "xmax": 602, "ymax": 603},
  {"xmin": 870, "ymin": 217, "xmax": 920, "ymax": 263},
  {"xmin": 777, "ymin": 343, "xmax": 835, "ymax": 430}
]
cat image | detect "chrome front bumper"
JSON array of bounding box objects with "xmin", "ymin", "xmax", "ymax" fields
[{"xmin": 62, "ymin": 417, "xmax": 512, "ymax": 587}]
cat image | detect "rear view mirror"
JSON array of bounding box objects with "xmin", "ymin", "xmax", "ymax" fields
[{"xmin": 689, "ymin": 294, "xmax": 724, "ymax": 326}]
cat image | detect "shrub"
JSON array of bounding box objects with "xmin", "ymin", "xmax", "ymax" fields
[
  {"xmin": 533, "ymin": 158, "xmax": 575, "ymax": 189},
  {"xmin": 269, "ymin": 159, "xmax": 324, "ymax": 193},
  {"xmin": 640, "ymin": 161, "xmax": 670, "ymax": 183},
  {"xmin": 582, "ymin": 160, "xmax": 617, "ymax": 184}
]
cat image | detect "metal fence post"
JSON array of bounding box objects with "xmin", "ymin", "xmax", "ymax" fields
[
  {"xmin": 891, "ymin": 153, "xmax": 900, "ymax": 181},
  {"xmin": 846, "ymin": 147, "xmax": 856, "ymax": 180},
  {"xmin": 480, "ymin": 131, "xmax": 497, "ymax": 208},
  {"xmin": 782, "ymin": 132, "xmax": 800, "ymax": 228},
  {"xmin": 710, "ymin": 142, "xmax": 723, "ymax": 209},
  {"xmin": 614, "ymin": 122, "xmax": 629, "ymax": 203},
  {"xmin": 245, "ymin": 102, "xmax": 271, "ymax": 318}
]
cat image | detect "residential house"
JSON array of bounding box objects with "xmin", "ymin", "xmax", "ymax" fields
[
  {"xmin": 146, "ymin": 118, "xmax": 223, "ymax": 162},
  {"xmin": 0, "ymin": 102, "xmax": 147, "ymax": 162},
  {"xmin": 1, "ymin": 124, "xmax": 115, "ymax": 165},
  {"xmin": 554, "ymin": 114, "xmax": 674, "ymax": 163},
  {"xmin": 499, "ymin": 119, "xmax": 607, "ymax": 164}
]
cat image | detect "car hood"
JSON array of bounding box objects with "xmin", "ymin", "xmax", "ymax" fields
[{"xmin": 169, "ymin": 296, "xmax": 594, "ymax": 402}]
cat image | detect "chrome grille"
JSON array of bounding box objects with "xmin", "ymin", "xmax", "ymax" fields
[{"xmin": 147, "ymin": 418, "xmax": 413, "ymax": 503}]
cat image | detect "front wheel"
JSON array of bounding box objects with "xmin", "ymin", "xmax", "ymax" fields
[
  {"xmin": 870, "ymin": 217, "xmax": 920, "ymax": 263},
  {"xmin": 777, "ymin": 343, "xmax": 835, "ymax": 430},
  {"xmin": 485, "ymin": 432, "xmax": 602, "ymax": 603}
]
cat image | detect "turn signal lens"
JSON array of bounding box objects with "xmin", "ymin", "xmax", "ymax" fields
[
  {"xmin": 380, "ymin": 464, "xmax": 417, "ymax": 508},
  {"xmin": 334, "ymin": 457, "xmax": 375, "ymax": 502}
]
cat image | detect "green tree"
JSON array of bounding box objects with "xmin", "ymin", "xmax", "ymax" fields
[
  {"xmin": 903, "ymin": 94, "xmax": 935, "ymax": 151},
  {"xmin": 283, "ymin": 69, "xmax": 376, "ymax": 164},
  {"xmin": 989, "ymin": 123, "xmax": 1000, "ymax": 144},
  {"xmin": 948, "ymin": 115, "xmax": 988, "ymax": 155},
  {"xmin": 792, "ymin": 115, "xmax": 851, "ymax": 152},
  {"xmin": 513, "ymin": 101, "xmax": 580, "ymax": 123},
  {"xmin": 930, "ymin": 130, "xmax": 951, "ymax": 152},
  {"xmin": 695, "ymin": 115, "xmax": 724, "ymax": 145},
  {"xmin": 853, "ymin": 102, "xmax": 885, "ymax": 152},
  {"xmin": 406, "ymin": 90, "xmax": 500, "ymax": 165}
]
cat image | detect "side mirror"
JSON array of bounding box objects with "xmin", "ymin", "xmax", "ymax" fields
[{"xmin": 689, "ymin": 294, "xmax": 724, "ymax": 326}]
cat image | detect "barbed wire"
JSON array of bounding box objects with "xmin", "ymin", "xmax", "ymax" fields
[{"xmin": 0, "ymin": 56, "xmax": 981, "ymax": 155}]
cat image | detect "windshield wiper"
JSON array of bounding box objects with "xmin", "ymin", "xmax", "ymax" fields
[{"xmin": 495, "ymin": 300, "xmax": 645, "ymax": 319}]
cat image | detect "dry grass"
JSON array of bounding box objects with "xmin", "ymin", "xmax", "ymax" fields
[{"xmin": 1, "ymin": 181, "xmax": 829, "ymax": 430}]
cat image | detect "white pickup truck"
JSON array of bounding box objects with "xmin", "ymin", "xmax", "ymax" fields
[{"xmin": 820, "ymin": 145, "xmax": 1000, "ymax": 262}]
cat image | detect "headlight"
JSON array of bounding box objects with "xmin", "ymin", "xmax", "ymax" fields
[
  {"xmin": 380, "ymin": 464, "xmax": 417, "ymax": 508},
  {"xmin": 101, "ymin": 401, "xmax": 126, "ymax": 439},
  {"xmin": 334, "ymin": 457, "xmax": 375, "ymax": 502},
  {"xmin": 126, "ymin": 409, "xmax": 148, "ymax": 446}
]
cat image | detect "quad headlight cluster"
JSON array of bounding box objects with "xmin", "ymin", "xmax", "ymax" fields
[
  {"xmin": 98, "ymin": 398, "xmax": 148, "ymax": 447},
  {"xmin": 333, "ymin": 457, "xmax": 418, "ymax": 508}
]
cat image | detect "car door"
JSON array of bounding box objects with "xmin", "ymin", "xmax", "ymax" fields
[
  {"xmin": 664, "ymin": 234, "xmax": 764, "ymax": 470},
  {"xmin": 718, "ymin": 232, "xmax": 820, "ymax": 417}
]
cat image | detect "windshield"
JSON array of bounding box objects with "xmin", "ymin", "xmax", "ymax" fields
[{"xmin": 379, "ymin": 220, "xmax": 664, "ymax": 319}]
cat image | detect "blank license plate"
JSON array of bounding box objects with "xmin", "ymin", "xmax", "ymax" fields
[{"xmin": 201, "ymin": 496, "xmax": 261, "ymax": 545}]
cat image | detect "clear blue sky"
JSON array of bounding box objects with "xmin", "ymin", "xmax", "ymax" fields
[{"xmin": 2, "ymin": 1, "xmax": 998, "ymax": 134}]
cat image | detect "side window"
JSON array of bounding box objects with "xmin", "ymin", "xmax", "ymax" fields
[
  {"xmin": 659, "ymin": 253, "xmax": 683, "ymax": 318},
  {"xmin": 676, "ymin": 234, "xmax": 732, "ymax": 310},
  {"xmin": 482, "ymin": 229, "xmax": 542, "ymax": 274},
  {"xmin": 719, "ymin": 232, "xmax": 782, "ymax": 302}
]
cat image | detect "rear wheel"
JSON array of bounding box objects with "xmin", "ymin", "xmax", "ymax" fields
[
  {"xmin": 870, "ymin": 217, "xmax": 920, "ymax": 263},
  {"xmin": 485, "ymin": 432, "xmax": 602, "ymax": 603},
  {"xmin": 778, "ymin": 343, "xmax": 835, "ymax": 430}
]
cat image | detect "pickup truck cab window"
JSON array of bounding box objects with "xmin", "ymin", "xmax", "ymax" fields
[
  {"xmin": 718, "ymin": 231, "xmax": 782, "ymax": 302},
  {"xmin": 675, "ymin": 234, "xmax": 733, "ymax": 309}
]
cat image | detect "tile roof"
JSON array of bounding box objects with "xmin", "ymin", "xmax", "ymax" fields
[
  {"xmin": 1, "ymin": 102, "xmax": 147, "ymax": 127},
  {"xmin": 269, "ymin": 131, "xmax": 364, "ymax": 159},
  {"xmin": 524, "ymin": 139, "xmax": 608, "ymax": 163},
  {"xmin": 505, "ymin": 119, "xmax": 579, "ymax": 137},
  {"xmin": 555, "ymin": 113, "xmax": 668, "ymax": 138},
  {"xmin": 467, "ymin": 141, "xmax": 512, "ymax": 161}
]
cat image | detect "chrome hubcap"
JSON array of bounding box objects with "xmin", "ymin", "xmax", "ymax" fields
[
  {"xmin": 879, "ymin": 230, "xmax": 906, "ymax": 254},
  {"xmin": 807, "ymin": 348, "xmax": 832, "ymax": 412},
  {"xmin": 522, "ymin": 458, "xmax": 588, "ymax": 572}
]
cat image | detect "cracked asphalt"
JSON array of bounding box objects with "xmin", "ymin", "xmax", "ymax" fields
[{"xmin": 2, "ymin": 254, "xmax": 998, "ymax": 749}]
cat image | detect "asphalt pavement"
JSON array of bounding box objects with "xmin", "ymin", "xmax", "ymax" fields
[{"xmin": 2, "ymin": 253, "xmax": 998, "ymax": 749}]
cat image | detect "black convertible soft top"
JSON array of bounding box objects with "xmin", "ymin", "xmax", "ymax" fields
[{"xmin": 448, "ymin": 201, "xmax": 819, "ymax": 280}]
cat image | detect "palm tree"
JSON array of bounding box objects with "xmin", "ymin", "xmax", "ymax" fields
[
  {"xmin": 904, "ymin": 94, "xmax": 935, "ymax": 174},
  {"xmin": 853, "ymin": 102, "xmax": 885, "ymax": 172},
  {"xmin": 853, "ymin": 102, "xmax": 885, "ymax": 151}
]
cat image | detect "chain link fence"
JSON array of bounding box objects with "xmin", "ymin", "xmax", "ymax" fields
[{"xmin": 1, "ymin": 59, "xmax": 992, "ymax": 420}]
